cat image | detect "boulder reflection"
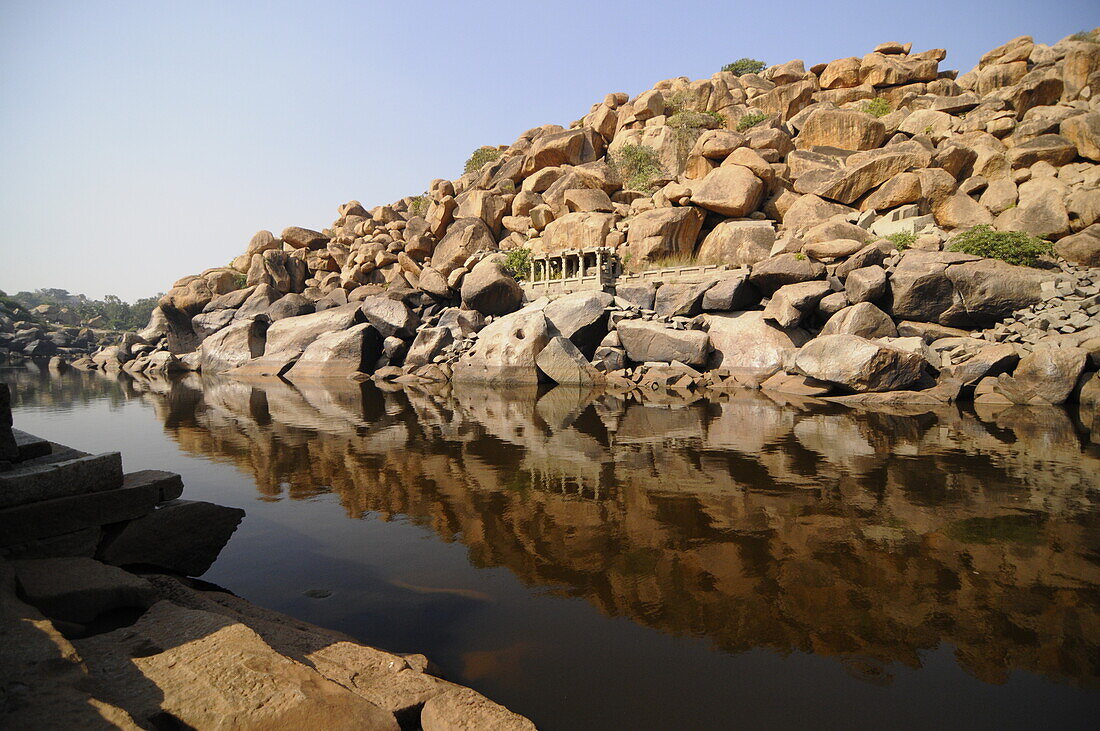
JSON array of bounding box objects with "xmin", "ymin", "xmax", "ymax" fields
[{"xmin": 134, "ymin": 373, "xmax": 1100, "ymax": 689}]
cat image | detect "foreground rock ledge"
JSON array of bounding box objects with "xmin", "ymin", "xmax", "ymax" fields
[{"xmin": 0, "ymin": 393, "xmax": 535, "ymax": 731}]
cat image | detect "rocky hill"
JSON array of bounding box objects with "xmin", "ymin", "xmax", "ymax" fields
[{"xmin": 88, "ymin": 31, "xmax": 1100, "ymax": 408}]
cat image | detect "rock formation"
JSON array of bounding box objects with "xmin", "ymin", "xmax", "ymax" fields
[{"xmin": 85, "ymin": 30, "xmax": 1100, "ymax": 403}]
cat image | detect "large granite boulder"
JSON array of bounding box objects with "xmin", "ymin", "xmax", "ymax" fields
[
  {"xmin": 794, "ymin": 334, "xmax": 926, "ymax": 392},
  {"xmin": 543, "ymin": 291, "xmax": 613, "ymax": 357},
  {"xmin": 616, "ymin": 321, "xmax": 710, "ymax": 366},
  {"xmin": 696, "ymin": 220, "xmax": 775, "ymax": 267},
  {"xmin": 748, "ymin": 253, "xmax": 826, "ymax": 295},
  {"xmin": 819, "ymin": 302, "xmax": 898, "ymax": 338},
  {"xmin": 359, "ymin": 297, "xmax": 419, "ymax": 339},
  {"xmin": 624, "ymin": 207, "xmax": 704, "ymax": 263},
  {"xmin": 199, "ymin": 319, "xmax": 267, "ymax": 374},
  {"xmin": 452, "ymin": 307, "xmax": 552, "ymax": 384},
  {"xmin": 690, "ymin": 166, "xmax": 764, "ymax": 216},
  {"xmin": 994, "ymin": 345, "xmax": 1088, "ymax": 404},
  {"xmin": 535, "ymin": 336, "xmax": 602, "ymax": 386},
  {"xmin": 405, "ymin": 327, "xmax": 454, "ymax": 368},
  {"xmin": 460, "ymin": 260, "xmax": 523, "ymax": 316},
  {"xmin": 284, "ymin": 323, "xmax": 383, "ymax": 379},
  {"xmin": 430, "ymin": 218, "xmax": 496, "ymax": 275},
  {"xmin": 704, "ymin": 311, "xmax": 809, "ymax": 376}
]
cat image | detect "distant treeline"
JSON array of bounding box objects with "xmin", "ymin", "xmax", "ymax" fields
[{"xmin": 4, "ymin": 288, "xmax": 162, "ymax": 331}]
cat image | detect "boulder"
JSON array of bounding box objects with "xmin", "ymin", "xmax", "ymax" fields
[
  {"xmin": 654, "ymin": 280, "xmax": 716, "ymax": 318},
  {"xmin": 233, "ymin": 284, "xmax": 281, "ymax": 320},
  {"xmin": 246, "ymin": 230, "xmax": 279, "ymax": 256},
  {"xmin": 359, "ymin": 297, "xmax": 419, "ymax": 339},
  {"xmin": 748, "ymin": 253, "xmax": 826, "ymax": 295},
  {"xmin": 460, "ymin": 260, "xmax": 523, "ymax": 316},
  {"xmin": 1054, "ymin": 224, "xmax": 1100, "ymax": 266},
  {"xmin": 284, "ymin": 323, "xmax": 383, "ymax": 379},
  {"xmin": 995, "ymin": 345, "xmax": 1088, "ymax": 404},
  {"xmin": 690, "ymin": 166, "xmax": 764, "ymax": 216},
  {"xmin": 819, "ymin": 302, "xmax": 898, "ymax": 338},
  {"xmin": 702, "ymin": 270, "xmax": 757, "ymax": 311},
  {"xmin": 810, "ymin": 144, "xmax": 932, "ymax": 205},
  {"xmin": 1060, "ymin": 112, "xmax": 1100, "ymax": 162},
  {"xmin": 540, "ymin": 212, "xmax": 615, "ymax": 253},
  {"xmin": 625, "ymin": 207, "xmax": 704, "ymax": 263},
  {"xmin": 421, "ymin": 687, "xmax": 535, "ymax": 731},
  {"xmin": 614, "ymin": 282, "xmax": 657, "ymax": 310},
  {"xmin": 616, "ymin": 321, "xmax": 710, "ymax": 366},
  {"xmin": 888, "ymin": 251, "xmax": 973, "ymax": 323},
  {"xmin": 796, "ymin": 108, "xmax": 886, "ymax": 151},
  {"xmin": 199, "ymin": 318, "xmax": 267, "ymax": 374},
  {"xmin": 844, "ymin": 265, "xmax": 887, "ymax": 303},
  {"xmin": 704, "ymin": 311, "xmax": 810, "ymax": 376},
  {"xmin": 1005, "ymin": 134, "xmax": 1077, "ymax": 168},
  {"xmin": 762, "ymin": 280, "xmax": 831, "ymax": 328},
  {"xmin": 266, "ymin": 293, "xmax": 315, "ymax": 321},
  {"xmin": 696, "ymin": 220, "xmax": 775, "ymax": 266},
  {"xmin": 535, "ymin": 336, "xmax": 602, "ymax": 386},
  {"xmin": 543, "ymin": 291, "xmax": 614, "ymax": 357},
  {"xmin": 281, "ymin": 227, "xmax": 328, "ymax": 249},
  {"xmin": 191, "ymin": 309, "xmax": 236, "ymax": 339},
  {"xmin": 941, "ymin": 258, "xmax": 1049, "ymax": 328},
  {"xmin": 98, "ymin": 500, "xmax": 245, "ymax": 576},
  {"xmin": 794, "ymin": 334, "xmax": 926, "ymax": 392},
  {"xmin": 430, "ymin": 218, "xmax": 496, "ymax": 275},
  {"xmin": 452, "ymin": 307, "xmax": 552, "ymax": 384},
  {"xmin": 405, "ymin": 327, "xmax": 454, "ymax": 368}
]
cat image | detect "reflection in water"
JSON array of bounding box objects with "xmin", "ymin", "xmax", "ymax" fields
[{"xmin": 8, "ymin": 365, "xmax": 1100, "ymax": 697}]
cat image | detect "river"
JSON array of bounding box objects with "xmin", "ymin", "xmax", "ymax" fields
[{"xmin": 5, "ymin": 365, "xmax": 1098, "ymax": 729}]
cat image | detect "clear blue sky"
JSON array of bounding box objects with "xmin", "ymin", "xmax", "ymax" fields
[{"xmin": 1, "ymin": 0, "xmax": 1094, "ymax": 301}]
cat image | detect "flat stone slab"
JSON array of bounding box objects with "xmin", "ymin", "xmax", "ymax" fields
[
  {"xmin": 99, "ymin": 500, "xmax": 245, "ymax": 576},
  {"xmin": 0, "ymin": 470, "xmax": 183, "ymax": 546},
  {"xmin": 0, "ymin": 452, "xmax": 123, "ymax": 509},
  {"xmin": 74, "ymin": 600, "xmax": 400, "ymax": 729},
  {"xmin": 12, "ymin": 429, "xmax": 52, "ymax": 462},
  {"xmin": 12, "ymin": 556, "xmax": 158, "ymax": 623}
]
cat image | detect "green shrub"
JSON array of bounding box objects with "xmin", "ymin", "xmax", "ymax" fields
[
  {"xmin": 503, "ymin": 247, "xmax": 532, "ymax": 280},
  {"xmin": 886, "ymin": 231, "xmax": 916, "ymax": 251},
  {"xmin": 734, "ymin": 112, "xmax": 770, "ymax": 132},
  {"xmin": 1070, "ymin": 29, "xmax": 1098, "ymax": 42},
  {"xmin": 736, "ymin": 111, "xmax": 768, "ymax": 131},
  {"xmin": 408, "ymin": 194, "xmax": 429, "ymax": 217},
  {"xmin": 233, "ymin": 273, "xmax": 248, "ymax": 289},
  {"xmin": 667, "ymin": 110, "xmax": 721, "ymax": 130},
  {"xmin": 794, "ymin": 252, "xmax": 807, "ymax": 261},
  {"xmin": 607, "ymin": 144, "xmax": 666, "ymax": 192},
  {"xmin": 862, "ymin": 97, "xmax": 892, "ymax": 118},
  {"xmin": 947, "ymin": 225, "xmax": 1054, "ymax": 267},
  {"xmin": 721, "ymin": 58, "xmax": 766, "ymax": 76},
  {"xmin": 463, "ymin": 146, "xmax": 503, "ymax": 175}
]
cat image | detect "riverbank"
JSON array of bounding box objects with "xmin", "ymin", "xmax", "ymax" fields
[{"xmin": 0, "ymin": 382, "xmax": 535, "ymax": 730}]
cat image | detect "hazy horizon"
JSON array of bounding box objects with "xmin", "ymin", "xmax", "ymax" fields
[{"xmin": 1, "ymin": 0, "xmax": 1094, "ymax": 302}]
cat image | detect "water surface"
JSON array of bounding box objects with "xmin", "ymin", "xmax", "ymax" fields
[{"xmin": 6, "ymin": 365, "xmax": 1099, "ymax": 729}]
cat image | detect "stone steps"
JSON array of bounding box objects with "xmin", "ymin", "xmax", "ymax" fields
[
  {"xmin": 0, "ymin": 451, "xmax": 123, "ymax": 509},
  {"xmin": 0, "ymin": 469, "xmax": 184, "ymax": 548}
]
